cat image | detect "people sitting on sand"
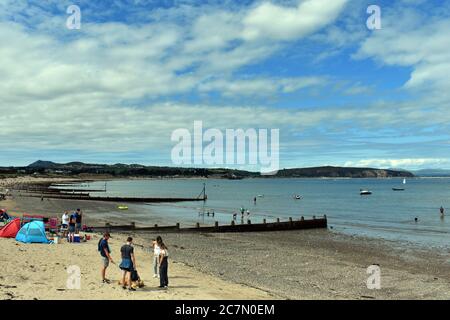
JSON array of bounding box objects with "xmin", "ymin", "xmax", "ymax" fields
[
  {"xmin": 159, "ymin": 241, "xmax": 169, "ymax": 289},
  {"xmin": 0, "ymin": 209, "xmax": 10, "ymax": 222},
  {"xmin": 98, "ymin": 232, "xmax": 114, "ymax": 283},
  {"xmin": 152, "ymin": 237, "xmax": 161, "ymax": 278},
  {"xmin": 119, "ymin": 236, "xmax": 137, "ymax": 291}
]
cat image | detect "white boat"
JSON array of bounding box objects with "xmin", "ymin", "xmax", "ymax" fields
[
  {"xmin": 293, "ymin": 195, "xmax": 303, "ymax": 200},
  {"xmin": 403, "ymin": 178, "xmax": 406, "ymax": 184},
  {"xmin": 360, "ymin": 189, "xmax": 372, "ymax": 195}
]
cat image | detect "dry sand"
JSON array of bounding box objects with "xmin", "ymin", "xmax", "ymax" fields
[{"xmin": 0, "ymin": 235, "xmax": 275, "ymax": 300}]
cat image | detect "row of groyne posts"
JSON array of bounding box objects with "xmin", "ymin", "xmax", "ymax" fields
[{"xmin": 95, "ymin": 215, "xmax": 328, "ymax": 233}]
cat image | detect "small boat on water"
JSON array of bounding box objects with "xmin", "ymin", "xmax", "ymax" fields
[
  {"xmin": 360, "ymin": 189, "xmax": 372, "ymax": 195},
  {"xmin": 117, "ymin": 205, "xmax": 128, "ymax": 210},
  {"xmin": 393, "ymin": 179, "xmax": 406, "ymax": 191},
  {"xmin": 293, "ymin": 195, "xmax": 303, "ymax": 200}
]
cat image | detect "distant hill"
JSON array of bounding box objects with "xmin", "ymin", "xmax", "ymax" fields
[
  {"xmin": 274, "ymin": 166, "xmax": 414, "ymax": 178},
  {"xmin": 413, "ymin": 169, "xmax": 450, "ymax": 177},
  {"xmin": 28, "ymin": 160, "xmax": 59, "ymax": 169},
  {"xmin": 0, "ymin": 161, "xmax": 414, "ymax": 179}
]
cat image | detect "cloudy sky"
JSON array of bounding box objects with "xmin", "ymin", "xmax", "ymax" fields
[{"xmin": 0, "ymin": 0, "xmax": 449, "ymax": 170}]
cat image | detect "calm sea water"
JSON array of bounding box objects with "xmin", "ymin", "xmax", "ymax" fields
[{"xmin": 69, "ymin": 178, "xmax": 450, "ymax": 249}]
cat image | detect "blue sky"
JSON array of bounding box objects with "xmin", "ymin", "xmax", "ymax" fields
[{"xmin": 0, "ymin": 0, "xmax": 449, "ymax": 170}]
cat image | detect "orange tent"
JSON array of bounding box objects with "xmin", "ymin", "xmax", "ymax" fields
[{"xmin": 0, "ymin": 218, "xmax": 21, "ymax": 238}]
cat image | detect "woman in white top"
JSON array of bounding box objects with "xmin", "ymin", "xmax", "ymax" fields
[
  {"xmin": 152, "ymin": 236, "xmax": 162, "ymax": 278},
  {"xmin": 61, "ymin": 211, "xmax": 69, "ymax": 237}
]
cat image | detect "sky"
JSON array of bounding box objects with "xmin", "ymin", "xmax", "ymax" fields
[{"xmin": 0, "ymin": 0, "xmax": 449, "ymax": 170}]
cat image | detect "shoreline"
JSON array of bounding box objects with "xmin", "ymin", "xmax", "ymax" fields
[{"xmin": 2, "ymin": 176, "xmax": 450, "ymax": 299}]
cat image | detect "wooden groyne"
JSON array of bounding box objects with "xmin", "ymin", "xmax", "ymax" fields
[
  {"xmin": 17, "ymin": 181, "xmax": 207, "ymax": 203},
  {"xmin": 92, "ymin": 216, "xmax": 327, "ymax": 233},
  {"xmin": 25, "ymin": 194, "xmax": 207, "ymax": 202}
]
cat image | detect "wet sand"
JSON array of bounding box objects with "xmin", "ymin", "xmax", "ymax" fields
[{"xmin": 2, "ymin": 176, "xmax": 450, "ymax": 300}]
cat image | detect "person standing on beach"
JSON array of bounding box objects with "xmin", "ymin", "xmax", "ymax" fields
[
  {"xmin": 75, "ymin": 208, "xmax": 82, "ymax": 233},
  {"xmin": 68, "ymin": 212, "xmax": 76, "ymax": 242},
  {"xmin": 61, "ymin": 211, "xmax": 69, "ymax": 238},
  {"xmin": 159, "ymin": 242, "xmax": 169, "ymax": 288},
  {"xmin": 152, "ymin": 238, "xmax": 161, "ymax": 278},
  {"xmin": 440, "ymin": 206, "xmax": 445, "ymax": 218},
  {"xmin": 119, "ymin": 237, "xmax": 137, "ymax": 291},
  {"xmin": 99, "ymin": 232, "xmax": 114, "ymax": 283}
]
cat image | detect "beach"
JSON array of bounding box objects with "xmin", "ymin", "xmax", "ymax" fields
[{"xmin": 1, "ymin": 177, "xmax": 450, "ymax": 300}]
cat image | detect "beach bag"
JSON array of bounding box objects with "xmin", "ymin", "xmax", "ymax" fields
[{"xmin": 131, "ymin": 269, "xmax": 140, "ymax": 282}]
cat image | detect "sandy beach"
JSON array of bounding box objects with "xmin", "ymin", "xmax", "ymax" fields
[{"xmin": 1, "ymin": 176, "xmax": 450, "ymax": 300}]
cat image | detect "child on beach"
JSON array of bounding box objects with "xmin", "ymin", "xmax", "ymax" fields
[
  {"xmin": 119, "ymin": 237, "xmax": 137, "ymax": 291},
  {"xmin": 159, "ymin": 242, "xmax": 169, "ymax": 288},
  {"xmin": 152, "ymin": 238, "xmax": 161, "ymax": 278}
]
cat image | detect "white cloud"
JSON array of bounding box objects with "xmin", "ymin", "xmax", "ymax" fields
[
  {"xmin": 242, "ymin": 0, "xmax": 349, "ymax": 41},
  {"xmin": 355, "ymin": 7, "xmax": 450, "ymax": 97},
  {"xmin": 344, "ymin": 158, "xmax": 450, "ymax": 169}
]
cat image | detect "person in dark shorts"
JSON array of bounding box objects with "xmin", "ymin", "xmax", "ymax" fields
[
  {"xmin": 98, "ymin": 232, "xmax": 114, "ymax": 283},
  {"xmin": 75, "ymin": 208, "xmax": 82, "ymax": 233},
  {"xmin": 68, "ymin": 212, "xmax": 76, "ymax": 242},
  {"xmin": 158, "ymin": 242, "xmax": 169, "ymax": 288},
  {"xmin": 119, "ymin": 237, "xmax": 137, "ymax": 291}
]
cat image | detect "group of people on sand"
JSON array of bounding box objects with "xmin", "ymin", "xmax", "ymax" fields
[
  {"xmin": 61, "ymin": 209, "xmax": 83, "ymax": 241},
  {"xmin": 99, "ymin": 233, "xmax": 169, "ymax": 291}
]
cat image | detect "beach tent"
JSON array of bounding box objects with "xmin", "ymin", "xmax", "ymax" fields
[
  {"xmin": 15, "ymin": 220, "xmax": 50, "ymax": 244},
  {"xmin": 0, "ymin": 218, "xmax": 21, "ymax": 238}
]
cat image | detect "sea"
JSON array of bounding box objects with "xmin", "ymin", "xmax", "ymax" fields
[{"xmin": 63, "ymin": 178, "xmax": 450, "ymax": 249}]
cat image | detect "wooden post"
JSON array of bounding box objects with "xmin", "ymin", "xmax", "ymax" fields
[
  {"xmin": 289, "ymin": 217, "xmax": 293, "ymax": 226},
  {"xmin": 215, "ymin": 221, "xmax": 219, "ymax": 229}
]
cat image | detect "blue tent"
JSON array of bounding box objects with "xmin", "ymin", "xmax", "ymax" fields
[{"xmin": 16, "ymin": 220, "xmax": 50, "ymax": 244}]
